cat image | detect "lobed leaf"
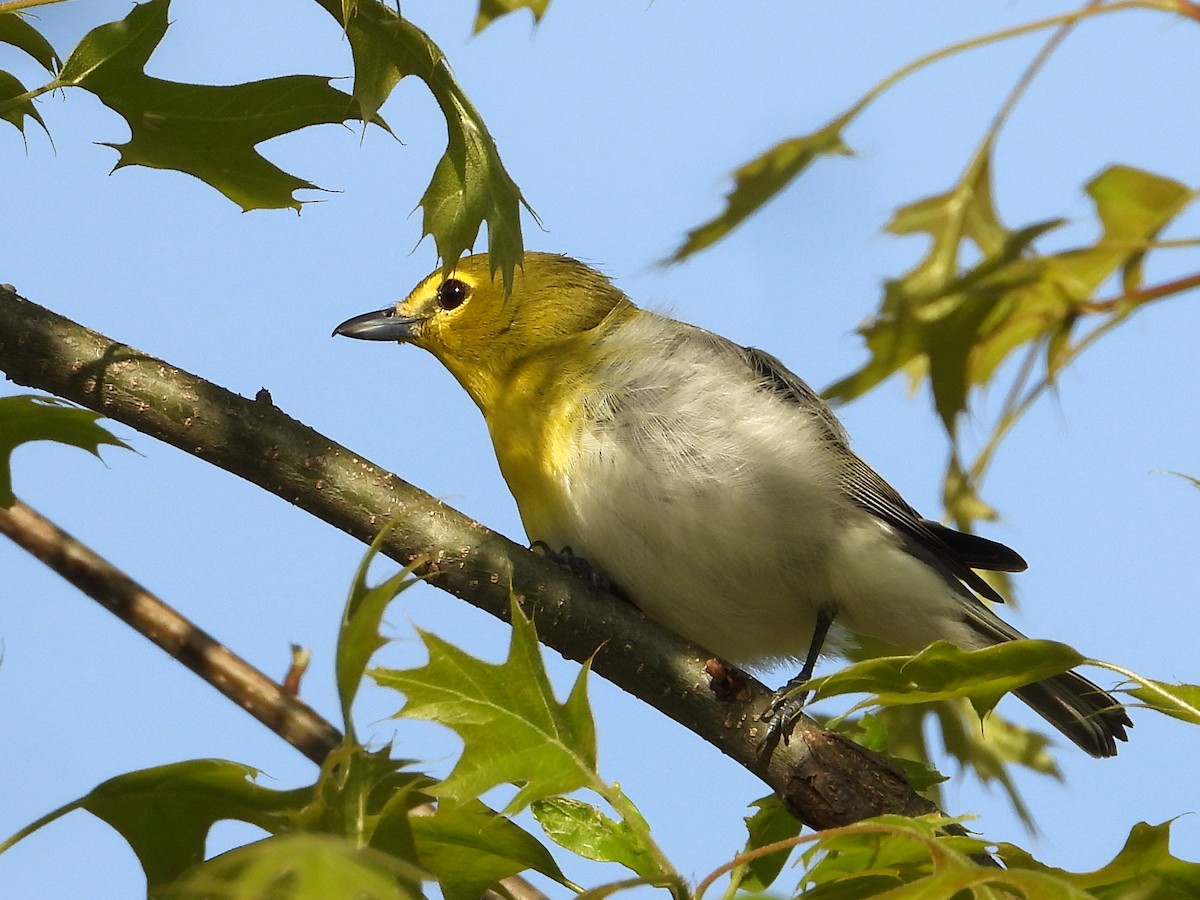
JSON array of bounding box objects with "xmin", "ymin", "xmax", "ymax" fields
[
  {"xmin": 667, "ymin": 123, "xmax": 851, "ymax": 263},
  {"xmin": 77, "ymin": 759, "xmax": 312, "ymax": 888},
  {"xmin": 1000, "ymin": 820, "xmax": 1200, "ymax": 898},
  {"xmin": 0, "ymin": 394, "xmax": 128, "ymax": 506},
  {"xmin": 412, "ymin": 800, "xmax": 571, "ymax": 900},
  {"xmin": 373, "ymin": 596, "xmax": 597, "ymax": 812},
  {"xmin": 332, "ymin": 0, "xmax": 530, "ymax": 294},
  {"xmin": 806, "ymin": 639, "xmax": 1086, "ymax": 722},
  {"xmin": 56, "ymin": 0, "xmax": 372, "ymax": 211}
]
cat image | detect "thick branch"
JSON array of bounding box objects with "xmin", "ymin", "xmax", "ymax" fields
[{"xmin": 0, "ymin": 285, "xmax": 939, "ymax": 830}]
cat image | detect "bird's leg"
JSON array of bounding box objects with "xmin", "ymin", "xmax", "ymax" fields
[
  {"xmin": 761, "ymin": 608, "xmax": 835, "ymax": 748},
  {"xmin": 530, "ymin": 541, "xmax": 631, "ymax": 603}
]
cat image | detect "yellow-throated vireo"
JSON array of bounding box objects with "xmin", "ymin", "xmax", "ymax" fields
[{"xmin": 334, "ymin": 252, "xmax": 1130, "ymax": 758}]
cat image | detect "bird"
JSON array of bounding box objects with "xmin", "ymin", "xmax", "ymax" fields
[{"xmin": 333, "ymin": 252, "xmax": 1131, "ymax": 758}]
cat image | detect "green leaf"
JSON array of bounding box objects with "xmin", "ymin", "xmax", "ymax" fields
[
  {"xmin": 300, "ymin": 745, "xmax": 428, "ymax": 847},
  {"xmin": 413, "ymin": 799, "xmax": 571, "ymax": 900},
  {"xmin": 1062, "ymin": 165, "xmax": 1195, "ymax": 298},
  {"xmin": 337, "ymin": 523, "xmax": 420, "ymax": 738},
  {"xmin": 806, "ymin": 640, "xmax": 1086, "ymax": 721},
  {"xmin": 723, "ymin": 795, "xmax": 803, "ymax": 895},
  {"xmin": 531, "ymin": 796, "xmax": 658, "ymax": 879},
  {"xmin": 0, "ymin": 395, "xmax": 128, "ymax": 506},
  {"xmin": 797, "ymin": 815, "xmax": 996, "ymax": 897},
  {"xmin": 474, "ymin": 0, "xmax": 551, "ymax": 33},
  {"xmin": 930, "ymin": 699, "xmax": 1057, "ymax": 833},
  {"xmin": 79, "ymin": 760, "xmax": 312, "ymax": 888},
  {"xmin": 162, "ymin": 832, "xmax": 425, "ymax": 900},
  {"xmin": 1125, "ymin": 679, "xmax": 1200, "ymax": 726},
  {"xmin": 0, "ymin": 69, "xmax": 47, "ymax": 134},
  {"xmin": 667, "ymin": 122, "xmax": 851, "ymax": 262},
  {"xmin": 373, "ymin": 596, "xmax": 597, "ymax": 812},
  {"xmin": 1001, "ymin": 820, "xmax": 1200, "ymax": 898},
  {"xmin": 0, "ymin": 13, "xmax": 61, "ymax": 73},
  {"xmin": 332, "ymin": 0, "xmax": 530, "ymax": 295},
  {"xmin": 56, "ymin": 0, "xmax": 371, "ymax": 211}
]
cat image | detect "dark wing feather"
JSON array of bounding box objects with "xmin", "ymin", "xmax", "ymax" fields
[{"xmin": 737, "ymin": 345, "xmax": 1025, "ymax": 604}]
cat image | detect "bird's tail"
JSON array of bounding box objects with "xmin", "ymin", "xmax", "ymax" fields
[
  {"xmin": 962, "ymin": 602, "xmax": 1131, "ymax": 758},
  {"xmin": 1013, "ymin": 669, "xmax": 1130, "ymax": 758}
]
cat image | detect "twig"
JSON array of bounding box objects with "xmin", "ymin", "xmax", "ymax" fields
[{"xmin": 0, "ymin": 497, "xmax": 343, "ymax": 765}]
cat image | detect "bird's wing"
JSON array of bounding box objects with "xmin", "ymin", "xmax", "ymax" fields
[{"xmin": 736, "ymin": 345, "xmax": 1026, "ymax": 605}]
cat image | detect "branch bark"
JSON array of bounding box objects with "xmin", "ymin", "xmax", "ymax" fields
[{"xmin": 0, "ymin": 284, "xmax": 941, "ymax": 830}]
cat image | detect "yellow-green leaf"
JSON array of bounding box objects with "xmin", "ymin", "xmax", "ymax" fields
[
  {"xmin": 1125, "ymin": 679, "xmax": 1200, "ymax": 726},
  {"xmin": 667, "ymin": 123, "xmax": 851, "ymax": 263},
  {"xmin": 373, "ymin": 597, "xmax": 597, "ymax": 812},
  {"xmin": 532, "ymin": 797, "xmax": 658, "ymax": 880},
  {"xmin": 807, "ymin": 640, "xmax": 1086, "ymax": 722},
  {"xmin": 474, "ymin": 0, "xmax": 550, "ymax": 34},
  {"xmin": 1001, "ymin": 820, "xmax": 1200, "ymax": 897},
  {"xmin": 165, "ymin": 832, "xmax": 424, "ymax": 899}
]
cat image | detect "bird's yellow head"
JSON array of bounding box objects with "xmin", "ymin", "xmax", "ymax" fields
[{"xmin": 334, "ymin": 252, "xmax": 634, "ymax": 410}]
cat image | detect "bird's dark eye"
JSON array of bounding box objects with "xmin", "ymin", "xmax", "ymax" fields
[{"xmin": 436, "ymin": 278, "xmax": 470, "ymax": 311}]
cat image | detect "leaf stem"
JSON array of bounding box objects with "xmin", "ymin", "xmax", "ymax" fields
[{"xmin": 840, "ymin": 0, "xmax": 1169, "ymax": 129}]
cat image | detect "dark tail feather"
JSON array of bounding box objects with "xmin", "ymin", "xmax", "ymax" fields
[
  {"xmin": 961, "ymin": 601, "xmax": 1132, "ymax": 758},
  {"xmin": 1014, "ymin": 670, "xmax": 1131, "ymax": 759}
]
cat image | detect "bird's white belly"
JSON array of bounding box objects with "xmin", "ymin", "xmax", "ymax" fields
[{"xmin": 528, "ymin": 425, "xmax": 978, "ymax": 669}]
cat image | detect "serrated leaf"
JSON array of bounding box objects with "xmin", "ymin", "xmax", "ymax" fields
[
  {"xmin": 1001, "ymin": 820, "xmax": 1200, "ymax": 898},
  {"xmin": 723, "ymin": 795, "xmax": 803, "ymax": 895},
  {"xmin": 78, "ymin": 760, "xmax": 312, "ymax": 888},
  {"xmin": 337, "ymin": 523, "xmax": 421, "ymax": 737},
  {"xmin": 474, "ymin": 0, "xmax": 550, "ymax": 34},
  {"xmin": 807, "ymin": 640, "xmax": 1086, "ymax": 721},
  {"xmin": 373, "ymin": 597, "xmax": 597, "ymax": 812},
  {"xmin": 0, "ymin": 394, "xmax": 128, "ymax": 506},
  {"xmin": 163, "ymin": 832, "xmax": 424, "ymax": 900},
  {"xmin": 1125, "ymin": 679, "xmax": 1200, "ymax": 726},
  {"xmin": 331, "ymin": 0, "xmax": 530, "ymax": 294},
  {"xmin": 668, "ymin": 123, "xmax": 851, "ymax": 263},
  {"xmin": 0, "ymin": 13, "xmax": 61, "ymax": 73},
  {"xmin": 56, "ymin": 0, "xmax": 371, "ymax": 211},
  {"xmin": 532, "ymin": 797, "xmax": 658, "ymax": 879},
  {"xmin": 413, "ymin": 799, "xmax": 571, "ymax": 900}
]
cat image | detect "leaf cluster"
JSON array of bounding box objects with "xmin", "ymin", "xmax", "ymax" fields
[{"xmin": 0, "ymin": 0, "xmax": 531, "ymax": 292}]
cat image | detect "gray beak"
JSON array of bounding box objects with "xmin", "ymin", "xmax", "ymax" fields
[{"xmin": 332, "ymin": 308, "xmax": 423, "ymax": 342}]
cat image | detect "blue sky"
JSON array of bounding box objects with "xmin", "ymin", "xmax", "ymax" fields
[{"xmin": 2, "ymin": 1, "xmax": 1198, "ymax": 894}]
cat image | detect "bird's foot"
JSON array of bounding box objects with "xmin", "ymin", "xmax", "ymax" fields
[
  {"xmin": 757, "ymin": 684, "xmax": 811, "ymax": 761},
  {"xmin": 530, "ymin": 541, "xmax": 626, "ymax": 599}
]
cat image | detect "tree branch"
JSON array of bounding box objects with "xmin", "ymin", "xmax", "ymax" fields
[
  {"xmin": 0, "ymin": 496, "xmax": 343, "ymax": 764},
  {"xmin": 0, "ymin": 284, "xmax": 942, "ymax": 830}
]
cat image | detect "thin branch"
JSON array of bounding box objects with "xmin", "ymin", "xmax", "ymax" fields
[
  {"xmin": 0, "ymin": 497, "xmax": 344, "ymax": 765},
  {"xmin": 1077, "ymin": 269, "xmax": 1200, "ymax": 313},
  {"xmin": 0, "ymin": 285, "xmax": 946, "ymax": 832}
]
